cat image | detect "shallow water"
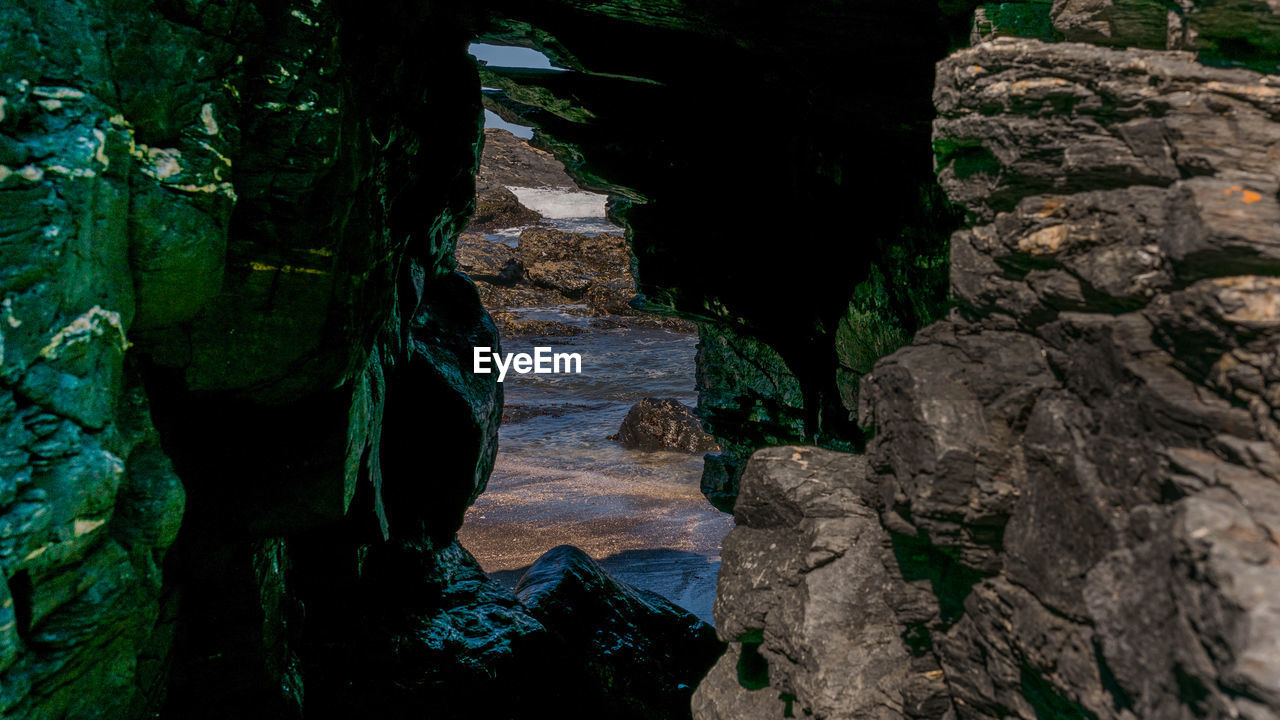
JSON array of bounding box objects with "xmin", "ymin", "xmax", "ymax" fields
[
  {"xmin": 458, "ymin": 310, "xmax": 732, "ymax": 624},
  {"xmin": 481, "ymin": 216, "xmax": 622, "ymax": 247}
]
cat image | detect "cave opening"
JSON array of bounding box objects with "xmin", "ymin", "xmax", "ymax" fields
[{"xmin": 455, "ymin": 41, "xmax": 733, "ymax": 626}]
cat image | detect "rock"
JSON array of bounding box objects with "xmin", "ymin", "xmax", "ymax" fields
[
  {"xmin": 475, "ymin": 281, "xmax": 574, "ymax": 311},
  {"xmin": 455, "ymin": 234, "xmax": 523, "ymax": 285},
  {"xmin": 524, "ymin": 258, "xmax": 594, "ymax": 298},
  {"xmin": 467, "ymin": 186, "xmax": 544, "ymax": 233},
  {"xmin": 515, "ymin": 227, "xmax": 630, "ymax": 276},
  {"xmin": 474, "ymin": 128, "xmax": 577, "ymax": 195},
  {"xmin": 933, "ymin": 39, "xmax": 1280, "ymax": 223},
  {"xmin": 970, "ymin": 1, "xmax": 1060, "ymax": 44},
  {"xmin": 612, "ymin": 398, "xmax": 719, "ymax": 453},
  {"xmin": 696, "ymin": 446, "xmax": 951, "ymax": 720},
  {"xmin": 820, "ymin": 32, "xmax": 1280, "ymax": 720},
  {"xmin": 689, "ymin": 643, "xmax": 789, "ymax": 720},
  {"xmin": 516, "ymin": 545, "xmax": 724, "ymax": 720},
  {"xmin": 584, "ymin": 275, "xmax": 639, "ymax": 315},
  {"xmin": 299, "ymin": 541, "xmax": 562, "ymax": 720},
  {"xmin": 1050, "ymin": 0, "xmax": 1168, "ymax": 48}
]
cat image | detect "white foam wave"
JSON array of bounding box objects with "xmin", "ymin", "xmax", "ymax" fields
[{"xmin": 508, "ymin": 186, "xmax": 608, "ymax": 219}]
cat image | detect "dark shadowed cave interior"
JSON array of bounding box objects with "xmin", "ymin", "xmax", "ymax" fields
[{"xmin": 2, "ymin": 1, "xmax": 1279, "ymax": 719}]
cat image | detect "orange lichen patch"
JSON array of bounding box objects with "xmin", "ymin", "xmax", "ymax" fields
[{"xmin": 1223, "ymin": 185, "xmax": 1265, "ymax": 204}]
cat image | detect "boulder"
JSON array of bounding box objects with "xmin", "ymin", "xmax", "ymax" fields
[
  {"xmin": 516, "ymin": 545, "xmax": 724, "ymax": 720},
  {"xmin": 612, "ymin": 398, "xmax": 720, "ymax": 453}
]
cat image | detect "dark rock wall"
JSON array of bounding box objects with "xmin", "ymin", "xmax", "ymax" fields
[{"xmin": 0, "ymin": 0, "xmax": 503, "ymax": 717}]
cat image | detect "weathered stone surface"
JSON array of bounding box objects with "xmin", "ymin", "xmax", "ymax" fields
[
  {"xmin": 611, "ymin": 397, "xmax": 719, "ymax": 453},
  {"xmin": 1051, "ymin": 0, "xmax": 1168, "ymax": 48},
  {"xmin": 814, "ymin": 32, "xmax": 1280, "ymax": 720},
  {"xmin": 516, "ymin": 545, "xmax": 724, "ymax": 720},
  {"xmin": 702, "ymin": 26, "xmax": 1280, "ymax": 720},
  {"xmin": 460, "ymin": 220, "xmax": 694, "ymax": 335},
  {"xmin": 296, "ymin": 540, "xmax": 558, "ymax": 720},
  {"xmin": 690, "ymin": 643, "xmax": 789, "ymax": 720},
  {"xmin": 697, "ymin": 446, "xmax": 952, "ymax": 720},
  {"xmin": 934, "ymin": 39, "xmax": 1280, "ymax": 222}
]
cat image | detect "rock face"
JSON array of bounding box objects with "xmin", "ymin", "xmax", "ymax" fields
[
  {"xmin": 515, "ymin": 545, "xmax": 724, "ymax": 720},
  {"xmin": 704, "ymin": 30, "xmax": 1280, "ymax": 720},
  {"xmin": 694, "ymin": 446, "xmax": 951, "ymax": 720},
  {"xmin": 612, "ymin": 398, "xmax": 719, "ymax": 453},
  {"xmin": 696, "ymin": 326, "xmax": 807, "ymax": 512},
  {"xmin": 0, "ymin": 1, "xmax": 503, "ymax": 717},
  {"xmin": 879, "ymin": 37, "xmax": 1280, "ymax": 720}
]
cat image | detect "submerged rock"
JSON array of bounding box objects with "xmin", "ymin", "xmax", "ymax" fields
[
  {"xmin": 612, "ymin": 398, "xmax": 719, "ymax": 453},
  {"xmin": 516, "ymin": 545, "xmax": 724, "ymax": 720}
]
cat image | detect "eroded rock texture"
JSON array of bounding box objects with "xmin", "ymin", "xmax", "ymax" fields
[
  {"xmin": 887, "ymin": 37, "xmax": 1280, "ymax": 720},
  {"xmin": 701, "ymin": 18, "xmax": 1280, "ymax": 720},
  {"xmin": 694, "ymin": 447, "xmax": 950, "ymax": 720}
]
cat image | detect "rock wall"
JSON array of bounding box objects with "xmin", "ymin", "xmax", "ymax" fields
[
  {"xmin": 699, "ymin": 4, "xmax": 1280, "ymax": 718},
  {"xmin": 0, "ymin": 1, "xmax": 508, "ymax": 717}
]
